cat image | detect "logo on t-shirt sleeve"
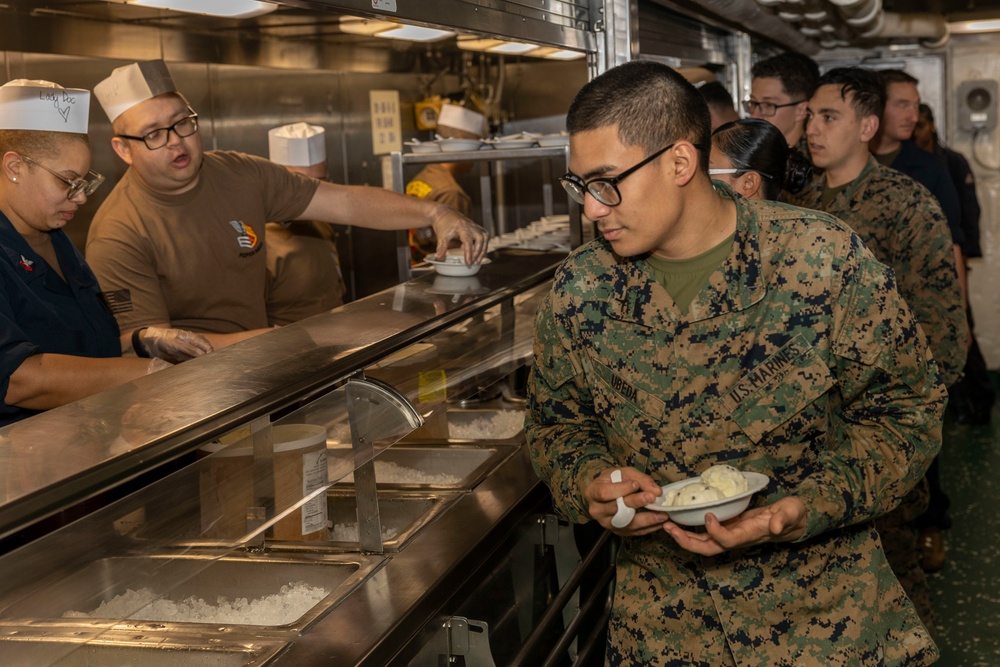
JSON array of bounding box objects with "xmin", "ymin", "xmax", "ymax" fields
[
  {"xmin": 229, "ymin": 220, "xmax": 259, "ymax": 250},
  {"xmin": 406, "ymin": 180, "xmax": 433, "ymax": 199},
  {"xmin": 102, "ymin": 289, "xmax": 133, "ymax": 314}
]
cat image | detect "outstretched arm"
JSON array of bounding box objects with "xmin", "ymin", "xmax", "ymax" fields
[{"xmin": 299, "ymin": 182, "xmax": 489, "ymax": 265}]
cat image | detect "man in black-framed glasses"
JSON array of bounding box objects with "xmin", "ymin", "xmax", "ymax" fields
[
  {"xmin": 749, "ymin": 52, "xmax": 819, "ymax": 156},
  {"xmin": 87, "ymin": 59, "xmax": 489, "ymax": 353},
  {"xmin": 559, "ymin": 143, "xmax": 675, "ymax": 208},
  {"xmin": 115, "ymin": 112, "xmax": 198, "ymax": 151},
  {"xmin": 527, "ymin": 59, "xmax": 944, "ymax": 667}
]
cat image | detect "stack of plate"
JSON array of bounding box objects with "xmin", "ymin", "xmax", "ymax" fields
[{"xmin": 489, "ymin": 132, "xmax": 538, "ymax": 149}]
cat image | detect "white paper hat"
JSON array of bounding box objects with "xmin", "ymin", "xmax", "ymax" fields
[
  {"xmin": 94, "ymin": 60, "xmax": 177, "ymax": 122},
  {"xmin": 437, "ymin": 104, "xmax": 485, "ymax": 137},
  {"xmin": 0, "ymin": 80, "xmax": 90, "ymax": 134},
  {"xmin": 268, "ymin": 122, "xmax": 326, "ymax": 167}
]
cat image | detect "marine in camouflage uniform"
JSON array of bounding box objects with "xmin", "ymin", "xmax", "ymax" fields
[
  {"xmin": 789, "ymin": 155, "xmax": 968, "ymax": 634},
  {"xmin": 527, "ymin": 183, "xmax": 944, "ymax": 666},
  {"xmin": 789, "ymin": 155, "xmax": 966, "ymax": 386}
]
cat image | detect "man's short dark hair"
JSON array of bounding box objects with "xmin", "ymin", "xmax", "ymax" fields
[
  {"xmin": 698, "ymin": 81, "xmax": 737, "ymax": 114},
  {"xmin": 566, "ymin": 60, "xmax": 710, "ymax": 169},
  {"xmin": 815, "ymin": 67, "xmax": 886, "ymax": 120},
  {"xmin": 751, "ymin": 52, "xmax": 820, "ymax": 100},
  {"xmin": 878, "ymin": 69, "xmax": 919, "ymax": 87}
]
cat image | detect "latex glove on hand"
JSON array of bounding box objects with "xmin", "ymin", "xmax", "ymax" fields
[
  {"xmin": 142, "ymin": 327, "xmax": 214, "ymax": 363},
  {"xmin": 429, "ymin": 205, "xmax": 489, "ymax": 265},
  {"xmin": 146, "ymin": 357, "xmax": 173, "ymax": 374}
]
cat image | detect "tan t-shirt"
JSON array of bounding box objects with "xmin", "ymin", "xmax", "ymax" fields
[
  {"xmin": 406, "ymin": 163, "xmax": 471, "ymax": 216},
  {"xmin": 86, "ymin": 151, "xmax": 318, "ymax": 333},
  {"xmin": 264, "ymin": 220, "xmax": 345, "ymax": 326}
]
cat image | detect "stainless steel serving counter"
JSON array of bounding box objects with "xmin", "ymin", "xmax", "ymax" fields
[
  {"xmin": 0, "ymin": 248, "xmax": 565, "ymax": 543},
  {"xmin": 0, "ymin": 248, "xmax": 614, "ymax": 667}
]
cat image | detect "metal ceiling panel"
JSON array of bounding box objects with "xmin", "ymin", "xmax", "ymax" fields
[
  {"xmin": 280, "ymin": 0, "xmax": 595, "ymax": 51},
  {"xmin": 2, "ymin": 0, "xmax": 595, "ymax": 70}
]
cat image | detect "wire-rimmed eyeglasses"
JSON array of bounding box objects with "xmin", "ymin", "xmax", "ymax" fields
[
  {"xmin": 117, "ymin": 112, "xmax": 199, "ymax": 150},
  {"xmin": 19, "ymin": 154, "xmax": 105, "ymax": 200},
  {"xmin": 560, "ymin": 143, "xmax": 675, "ymax": 207}
]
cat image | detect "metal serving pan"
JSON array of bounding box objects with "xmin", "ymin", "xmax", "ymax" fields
[
  {"xmin": 0, "ymin": 630, "xmax": 287, "ymax": 667},
  {"xmin": 329, "ymin": 443, "xmax": 519, "ymax": 491},
  {"xmin": 0, "ymin": 551, "xmax": 384, "ymax": 634},
  {"xmin": 321, "ymin": 490, "xmax": 462, "ymax": 552}
]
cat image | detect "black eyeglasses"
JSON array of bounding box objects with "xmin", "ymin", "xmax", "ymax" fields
[
  {"xmin": 19, "ymin": 154, "xmax": 105, "ymax": 200},
  {"xmin": 742, "ymin": 99, "xmax": 806, "ymax": 117},
  {"xmin": 560, "ymin": 143, "xmax": 675, "ymax": 207},
  {"xmin": 117, "ymin": 112, "xmax": 199, "ymax": 150}
]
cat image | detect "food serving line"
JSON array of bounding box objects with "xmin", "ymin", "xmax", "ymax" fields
[{"xmin": 0, "ymin": 249, "xmax": 611, "ymax": 666}]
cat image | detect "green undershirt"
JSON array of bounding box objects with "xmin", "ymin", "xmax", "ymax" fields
[
  {"xmin": 821, "ymin": 181, "xmax": 851, "ymax": 207},
  {"xmin": 645, "ymin": 232, "xmax": 736, "ymax": 314},
  {"xmin": 874, "ymin": 146, "xmax": 901, "ymax": 167}
]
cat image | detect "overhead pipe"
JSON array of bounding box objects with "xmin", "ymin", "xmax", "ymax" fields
[
  {"xmin": 828, "ymin": 0, "xmax": 948, "ymax": 47},
  {"xmin": 762, "ymin": 0, "xmax": 853, "ymax": 45},
  {"xmin": 860, "ymin": 12, "xmax": 950, "ymax": 48},
  {"xmin": 675, "ymin": 0, "xmax": 948, "ymax": 52},
  {"xmin": 748, "ymin": 0, "xmax": 949, "ymax": 49},
  {"xmin": 662, "ymin": 0, "xmax": 821, "ymax": 54}
]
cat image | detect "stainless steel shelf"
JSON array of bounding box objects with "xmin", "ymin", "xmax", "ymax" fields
[
  {"xmin": 382, "ymin": 144, "xmax": 582, "ymax": 283},
  {"xmin": 394, "ymin": 145, "xmax": 570, "ymax": 165}
]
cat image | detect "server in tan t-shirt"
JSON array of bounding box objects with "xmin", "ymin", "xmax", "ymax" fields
[
  {"xmin": 406, "ymin": 103, "xmax": 484, "ymax": 262},
  {"xmin": 264, "ymin": 122, "xmax": 346, "ymax": 326},
  {"xmin": 86, "ymin": 60, "xmax": 489, "ymax": 351}
]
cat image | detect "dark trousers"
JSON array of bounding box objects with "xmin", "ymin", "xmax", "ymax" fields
[
  {"xmin": 948, "ymin": 308, "xmax": 995, "ymax": 425},
  {"xmin": 917, "ymin": 457, "xmax": 952, "ymax": 531}
]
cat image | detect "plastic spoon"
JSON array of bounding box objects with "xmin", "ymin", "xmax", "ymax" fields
[{"xmin": 610, "ymin": 469, "xmax": 636, "ymax": 528}]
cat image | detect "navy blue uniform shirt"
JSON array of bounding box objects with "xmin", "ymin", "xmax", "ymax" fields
[
  {"xmin": 0, "ymin": 210, "xmax": 121, "ymax": 426},
  {"xmin": 935, "ymin": 144, "xmax": 982, "ymax": 258},
  {"xmin": 891, "ymin": 139, "xmax": 965, "ymax": 249}
]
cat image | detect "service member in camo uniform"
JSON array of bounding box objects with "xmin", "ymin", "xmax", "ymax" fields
[
  {"xmin": 525, "ymin": 61, "xmax": 944, "ymax": 666},
  {"xmin": 789, "ymin": 67, "xmax": 968, "ymax": 635}
]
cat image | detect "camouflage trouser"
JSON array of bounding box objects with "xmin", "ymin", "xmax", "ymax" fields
[{"xmin": 875, "ymin": 476, "xmax": 936, "ymax": 639}]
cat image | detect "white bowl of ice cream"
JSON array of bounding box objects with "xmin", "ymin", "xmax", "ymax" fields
[
  {"xmin": 424, "ymin": 253, "xmax": 491, "ymax": 277},
  {"xmin": 644, "ymin": 465, "xmax": 770, "ymax": 526}
]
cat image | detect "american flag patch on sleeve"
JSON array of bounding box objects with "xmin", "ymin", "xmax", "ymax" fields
[{"xmin": 101, "ymin": 289, "xmax": 133, "ymax": 314}]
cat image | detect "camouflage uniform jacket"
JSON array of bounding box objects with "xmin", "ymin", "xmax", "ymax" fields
[
  {"xmin": 526, "ymin": 188, "xmax": 944, "ymax": 666},
  {"xmin": 789, "ymin": 155, "xmax": 968, "ymax": 386}
]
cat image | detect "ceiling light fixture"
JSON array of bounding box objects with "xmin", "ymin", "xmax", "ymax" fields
[
  {"xmin": 125, "ymin": 0, "xmax": 277, "ymax": 18},
  {"xmin": 949, "ymin": 19, "xmax": 1000, "ymax": 33},
  {"xmin": 457, "ymin": 36, "xmax": 585, "ymax": 60},
  {"xmin": 374, "ymin": 25, "xmax": 455, "ymax": 42},
  {"xmin": 487, "ymin": 42, "xmax": 539, "ymax": 55},
  {"xmin": 456, "ymin": 37, "xmax": 506, "ymax": 51},
  {"xmin": 543, "ymin": 49, "xmax": 587, "ymax": 61},
  {"xmin": 338, "ymin": 15, "xmax": 454, "ymax": 42}
]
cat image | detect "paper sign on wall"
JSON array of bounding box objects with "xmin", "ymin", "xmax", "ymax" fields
[
  {"xmin": 370, "ymin": 90, "xmax": 402, "ymax": 155},
  {"xmin": 372, "ymin": 0, "xmax": 397, "ymax": 10}
]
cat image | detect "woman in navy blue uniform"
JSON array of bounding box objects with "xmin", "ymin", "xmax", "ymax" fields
[{"xmin": 0, "ymin": 79, "xmax": 211, "ymax": 426}]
